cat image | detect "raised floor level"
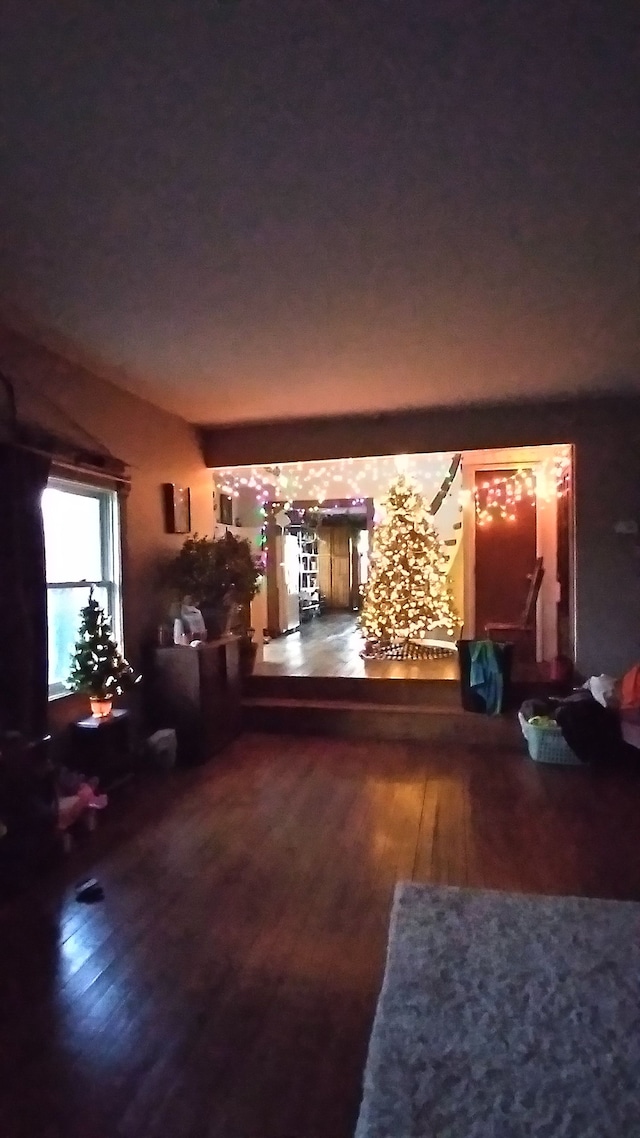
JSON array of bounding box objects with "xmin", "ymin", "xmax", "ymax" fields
[
  {"xmin": 255, "ymin": 612, "xmax": 459, "ymax": 680},
  {"xmin": 247, "ymin": 613, "xmax": 560, "ymax": 742}
]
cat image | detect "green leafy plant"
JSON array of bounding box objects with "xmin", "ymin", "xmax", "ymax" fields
[
  {"xmin": 67, "ymin": 589, "xmax": 140, "ymax": 698},
  {"xmin": 167, "ymin": 531, "xmax": 262, "ymax": 612}
]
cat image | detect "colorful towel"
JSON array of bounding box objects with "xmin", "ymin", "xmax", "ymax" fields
[{"xmin": 470, "ymin": 639, "xmax": 504, "ymax": 715}]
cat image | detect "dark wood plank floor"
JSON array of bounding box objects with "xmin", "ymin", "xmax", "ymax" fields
[
  {"xmin": 2, "ymin": 733, "xmax": 640, "ymax": 1138},
  {"xmin": 258, "ymin": 611, "xmax": 459, "ymax": 679}
]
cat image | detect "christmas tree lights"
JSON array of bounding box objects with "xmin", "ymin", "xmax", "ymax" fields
[{"xmin": 360, "ymin": 474, "xmax": 459, "ymax": 657}]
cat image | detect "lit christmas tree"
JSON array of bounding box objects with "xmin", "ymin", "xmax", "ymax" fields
[
  {"xmin": 360, "ymin": 474, "xmax": 459, "ymax": 657},
  {"xmin": 67, "ymin": 589, "xmax": 139, "ymax": 699}
]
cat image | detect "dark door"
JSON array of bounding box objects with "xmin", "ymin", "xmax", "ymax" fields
[{"xmin": 474, "ymin": 469, "xmax": 537, "ymax": 635}]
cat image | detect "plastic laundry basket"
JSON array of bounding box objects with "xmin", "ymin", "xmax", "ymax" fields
[{"xmin": 518, "ymin": 712, "xmax": 582, "ymax": 766}]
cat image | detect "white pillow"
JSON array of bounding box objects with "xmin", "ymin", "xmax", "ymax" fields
[{"xmin": 584, "ymin": 674, "xmax": 618, "ymax": 708}]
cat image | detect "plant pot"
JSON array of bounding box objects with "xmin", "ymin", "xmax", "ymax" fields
[
  {"xmin": 89, "ymin": 696, "xmax": 113, "ymax": 719},
  {"xmin": 201, "ymin": 605, "xmax": 227, "ymax": 639},
  {"xmin": 202, "ymin": 600, "xmax": 238, "ymax": 639}
]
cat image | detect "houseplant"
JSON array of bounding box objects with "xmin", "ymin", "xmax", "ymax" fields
[
  {"xmin": 67, "ymin": 589, "xmax": 140, "ymax": 717},
  {"xmin": 167, "ymin": 532, "xmax": 263, "ymax": 656}
]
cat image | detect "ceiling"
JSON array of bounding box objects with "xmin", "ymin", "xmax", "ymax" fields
[{"xmin": 2, "ymin": 1, "xmax": 638, "ymax": 426}]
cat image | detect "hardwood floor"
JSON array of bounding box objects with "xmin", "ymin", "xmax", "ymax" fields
[
  {"xmin": 2, "ymin": 733, "xmax": 640, "ymax": 1138},
  {"xmin": 257, "ymin": 611, "xmax": 459, "ymax": 680}
]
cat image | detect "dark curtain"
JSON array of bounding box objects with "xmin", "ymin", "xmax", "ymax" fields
[{"xmin": 0, "ymin": 444, "xmax": 51, "ymax": 739}]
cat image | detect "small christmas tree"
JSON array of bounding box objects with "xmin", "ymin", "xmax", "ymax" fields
[
  {"xmin": 360, "ymin": 474, "xmax": 459, "ymax": 655},
  {"xmin": 67, "ymin": 589, "xmax": 139, "ymax": 698}
]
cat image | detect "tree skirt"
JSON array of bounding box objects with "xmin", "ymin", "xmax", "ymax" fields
[
  {"xmin": 355, "ymin": 884, "xmax": 640, "ymax": 1138},
  {"xmin": 361, "ymin": 639, "xmax": 455, "ymax": 660}
]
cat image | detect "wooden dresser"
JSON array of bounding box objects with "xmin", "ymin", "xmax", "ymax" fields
[{"xmin": 151, "ymin": 635, "xmax": 242, "ymax": 764}]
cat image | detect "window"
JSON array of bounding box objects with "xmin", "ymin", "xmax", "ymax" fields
[{"xmin": 42, "ymin": 478, "xmax": 122, "ymax": 698}]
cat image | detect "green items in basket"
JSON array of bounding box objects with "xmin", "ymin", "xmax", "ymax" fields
[{"xmin": 528, "ymin": 715, "xmax": 558, "ymax": 730}]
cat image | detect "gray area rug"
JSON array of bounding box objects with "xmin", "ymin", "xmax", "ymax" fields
[{"xmin": 355, "ymin": 884, "xmax": 640, "ymax": 1137}]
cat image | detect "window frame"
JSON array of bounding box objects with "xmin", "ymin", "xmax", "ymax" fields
[{"xmin": 44, "ymin": 476, "xmax": 123, "ymax": 700}]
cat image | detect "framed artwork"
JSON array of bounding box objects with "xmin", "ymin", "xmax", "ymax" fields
[
  {"xmin": 219, "ymin": 492, "xmax": 234, "ymax": 526},
  {"xmin": 163, "ymin": 483, "xmax": 191, "ymax": 533}
]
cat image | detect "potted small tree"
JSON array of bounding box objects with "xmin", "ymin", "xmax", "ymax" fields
[
  {"xmin": 67, "ymin": 589, "xmax": 140, "ymax": 717},
  {"xmin": 166, "ymin": 532, "xmax": 263, "ymax": 670}
]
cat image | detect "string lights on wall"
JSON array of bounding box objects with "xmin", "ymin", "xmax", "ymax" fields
[
  {"xmin": 474, "ymin": 451, "xmax": 572, "ymax": 527},
  {"xmin": 215, "ymin": 453, "xmax": 457, "ymax": 509},
  {"xmin": 215, "ymin": 447, "xmax": 572, "ymax": 525}
]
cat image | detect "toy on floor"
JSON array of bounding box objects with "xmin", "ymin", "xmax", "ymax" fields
[{"xmin": 56, "ymin": 766, "xmax": 108, "ymax": 850}]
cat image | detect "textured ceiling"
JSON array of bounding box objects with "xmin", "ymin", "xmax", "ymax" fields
[{"xmin": 2, "ymin": 0, "xmax": 638, "ymax": 425}]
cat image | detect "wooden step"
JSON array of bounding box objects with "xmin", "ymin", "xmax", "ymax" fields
[
  {"xmin": 242, "ymin": 696, "xmax": 521, "ymax": 746},
  {"xmin": 246, "ymin": 672, "xmax": 569, "ymax": 712},
  {"xmin": 246, "ymin": 673, "xmax": 461, "ymax": 707}
]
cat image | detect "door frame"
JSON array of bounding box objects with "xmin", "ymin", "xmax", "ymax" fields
[{"xmin": 462, "ymin": 446, "xmax": 564, "ymax": 662}]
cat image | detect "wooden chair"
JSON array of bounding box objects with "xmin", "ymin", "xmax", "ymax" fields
[{"xmin": 485, "ymin": 556, "xmax": 544, "ymax": 647}]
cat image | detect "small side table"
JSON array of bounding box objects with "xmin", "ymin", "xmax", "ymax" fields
[{"xmin": 70, "ymin": 709, "xmax": 133, "ymax": 790}]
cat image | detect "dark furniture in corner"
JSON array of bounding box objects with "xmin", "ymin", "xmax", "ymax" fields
[
  {"xmin": 70, "ymin": 708, "xmax": 133, "ymax": 790},
  {"xmin": 0, "ymin": 733, "xmax": 57, "ymax": 895},
  {"xmin": 152, "ymin": 635, "xmax": 242, "ymax": 764}
]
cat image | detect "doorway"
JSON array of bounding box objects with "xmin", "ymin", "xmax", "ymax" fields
[
  {"xmin": 318, "ymin": 524, "xmax": 352, "ymax": 608},
  {"xmin": 218, "ymin": 443, "xmax": 573, "ymax": 677},
  {"xmin": 462, "ymin": 446, "xmax": 569, "ymax": 662},
  {"xmin": 474, "ymin": 468, "xmax": 538, "ymax": 637},
  {"xmin": 317, "ymin": 513, "xmax": 366, "ymax": 611}
]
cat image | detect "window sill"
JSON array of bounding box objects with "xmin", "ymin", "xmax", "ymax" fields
[{"xmin": 49, "ymin": 689, "xmax": 73, "ymax": 703}]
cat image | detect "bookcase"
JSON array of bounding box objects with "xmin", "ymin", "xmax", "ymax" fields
[{"xmin": 297, "ymin": 529, "xmax": 321, "ymax": 620}]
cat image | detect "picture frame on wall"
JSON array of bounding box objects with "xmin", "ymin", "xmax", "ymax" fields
[
  {"xmin": 163, "ymin": 483, "xmax": 191, "ymax": 533},
  {"xmin": 219, "ymin": 492, "xmax": 234, "ymax": 526}
]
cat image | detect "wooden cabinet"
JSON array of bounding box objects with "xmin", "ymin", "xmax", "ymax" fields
[
  {"xmin": 152, "ymin": 636, "xmax": 241, "ymax": 764},
  {"xmin": 71, "ymin": 709, "xmax": 133, "ymax": 789}
]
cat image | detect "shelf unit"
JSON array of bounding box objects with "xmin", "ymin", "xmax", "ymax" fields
[{"xmin": 297, "ymin": 529, "xmax": 321, "ymax": 620}]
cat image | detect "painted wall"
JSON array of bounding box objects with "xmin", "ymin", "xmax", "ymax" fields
[
  {"xmin": 0, "ymin": 324, "xmax": 213, "ymax": 728},
  {"xmin": 202, "ymin": 396, "xmax": 640, "ymax": 677}
]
